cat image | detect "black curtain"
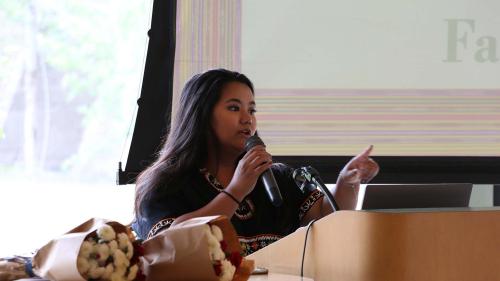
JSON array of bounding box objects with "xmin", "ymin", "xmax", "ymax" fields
[{"xmin": 117, "ymin": 0, "xmax": 176, "ymax": 184}]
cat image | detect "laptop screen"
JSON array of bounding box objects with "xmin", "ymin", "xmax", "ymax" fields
[{"xmin": 357, "ymin": 183, "xmax": 473, "ymax": 210}]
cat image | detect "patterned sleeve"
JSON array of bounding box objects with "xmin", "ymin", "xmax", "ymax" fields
[
  {"xmin": 271, "ymin": 164, "xmax": 324, "ymax": 223},
  {"xmin": 298, "ymin": 189, "xmax": 324, "ymax": 221}
]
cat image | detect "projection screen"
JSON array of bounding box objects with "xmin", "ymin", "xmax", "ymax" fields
[{"xmin": 241, "ymin": 0, "xmax": 500, "ymax": 157}]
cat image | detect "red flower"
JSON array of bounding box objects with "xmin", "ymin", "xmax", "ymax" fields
[
  {"xmin": 213, "ymin": 261, "xmax": 222, "ymax": 276},
  {"xmin": 133, "ymin": 241, "xmax": 145, "ymax": 256},
  {"xmin": 135, "ymin": 270, "xmax": 146, "ymax": 281},
  {"xmin": 131, "ymin": 241, "xmax": 145, "ymax": 264},
  {"xmin": 220, "ymin": 240, "xmax": 228, "ymax": 252},
  {"xmin": 228, "ymin": 251, "xmax": 242, "ymax": 268}
]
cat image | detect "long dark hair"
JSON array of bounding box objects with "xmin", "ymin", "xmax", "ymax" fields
[{"xmin": 134, "ymin": 69, "xmax": 254, "ymax": 216}]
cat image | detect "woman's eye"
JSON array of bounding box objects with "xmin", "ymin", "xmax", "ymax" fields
[
  {"xmin": 249, "ymin": 108, "xmax": 257, "ymax": 115},
  {"xmin": 227, "ymin": 105, "xmax": 239, "ymax": 111}
]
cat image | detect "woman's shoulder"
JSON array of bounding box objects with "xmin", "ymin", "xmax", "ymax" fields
[{"xmin": 270, "ymin": 162, "xmax": 295, "ymax": 180}]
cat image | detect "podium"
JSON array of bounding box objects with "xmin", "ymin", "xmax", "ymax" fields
[{"xmin": 247, "ymin": 209, "xmax": 500, "ymax": 281}]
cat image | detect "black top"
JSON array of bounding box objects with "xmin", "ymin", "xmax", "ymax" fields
[{"xmin": 132, "ymin": 163, "xmax": 323, "ymax": 255}]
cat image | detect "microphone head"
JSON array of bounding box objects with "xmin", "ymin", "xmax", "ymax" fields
[
  {"xmin": 292, "ymin": 167, "xmax": 315, "ymax": 192},
  {"xmin": 292, "ymin": 167, "xmax": 306, "ymax": 183},
  {"xmin": 244, "ymin": 134, "xmax": 265, "ymax": 151}
]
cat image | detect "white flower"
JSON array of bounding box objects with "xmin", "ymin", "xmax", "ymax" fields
[
  {"xmin": 125, "ymin": 241, "xmax": 134, "ymax": 260},
  {"xmin": 202, "ymin": 224, "xmax": 212, "ymax": 239},
  {"xmin": 96, "ymin": 243, "xmax": 110, "ymax": 263},
  {"xmin": 88, "ymin": 261, "xmax": 106, "ymax": 279},
  {"xmin": 77, "ymin": 257, "xmax": 90, "ymax": 274},
  {"xmin": 79, "ymin": 241, "xmax": 94, "ymax": 258},
  {"xmin": 117, "ymin": 233, "xmax": 129, "ymax": 250},
  {"xmin": 205, "ymin": 224, "xmax": 222, "ymax": 262},
  {"xmin": 114, "ymin": 265, "xmax": 127, "ymax": 277},
  {"xmin": 206, "ymin": 231, "xmax": 220, "ymax": 249},
  {"xmin": 127, "ymin": 264, "xmax": 139, "ymax": 281},
  {"xmin": 219, "ymin": 260, "xmax": 236, "ymax": 281},
  {"xmin": 102, "ymin": 263, "xmax": 114, "ymax": 280},
  {"xmin": 211, "ymin": 225, "xmax": 224, "ymax": 242},
  {"xmin": 211, "ymin": 247, "xmax": 226, "ymax": 261},
  {"xmin": 108, "ymin": 240, "xmax": 119, "ymax": 254},
  {"xmin": 207, "ymin": 234, "xmax": 221, "ymax": 263},
  {"xmin": 97, "ymin": 225, "xmax": 116, "ymax": 242},
  {"xmin": 77, "ymin": 227, "xmax": 142, "ymax": 281},
  {"xmin": 113, "ymin": 249, "xmax": 130, "ymax": 268},
  {"xmin": 110, "ymin": 272, "xmax": 127, "ymax": 281},
  {"xmin": 88, "ymin": 259, "xmax": 99, "ymax": 270}
]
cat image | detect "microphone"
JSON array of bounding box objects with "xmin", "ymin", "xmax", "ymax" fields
[
  {"xmin": 292, "ymin": 167, "xmax": 317, "ymax": 193},
  {"xmin": 244, "ymin": 135, "xmax": 283, "ymax": 207},
  {"xmin": 292, "ymin": 166, "xmax": 340, "ymax": 212}
]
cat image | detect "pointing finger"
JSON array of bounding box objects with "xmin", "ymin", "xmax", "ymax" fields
[{"xmin": 358, "ymin": 145, "xmax": 374, "ymax": 158}]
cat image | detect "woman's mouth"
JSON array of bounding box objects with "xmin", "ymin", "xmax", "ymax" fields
[{"xmin": 238, "ymin": 129, "xmax": 252, "ymax": 137}]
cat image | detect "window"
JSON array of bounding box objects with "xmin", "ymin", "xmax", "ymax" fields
[{"xmin": 0, "ymin": 0, "xmax": 152, "ymax": 256}]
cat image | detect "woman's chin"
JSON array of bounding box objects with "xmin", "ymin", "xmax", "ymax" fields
[{"xmin": 234, "ymin": 144, "xmax": 246, "ymax": 155}]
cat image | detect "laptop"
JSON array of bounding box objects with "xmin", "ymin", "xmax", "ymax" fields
[{"xmin": 356, "ymin": 183, "xmax": 473, "ymax": 210}]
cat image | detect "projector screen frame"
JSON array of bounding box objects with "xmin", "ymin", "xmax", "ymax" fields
[
  {"xmin": 273, "ymin": 155, "xmax": 500, "ymax": 184},
  {"xmin": 119, "ymin": 0, "xmax": 500, "ymax": 186}
]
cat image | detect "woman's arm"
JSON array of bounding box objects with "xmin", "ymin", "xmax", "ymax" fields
[
  {"xmin": 300, "ymin": 145, "xmax": 379, "ymax": 225},
  {"xmin": 171, "ymin": 146, "xmax": 272, "ymax": 227},
  {"xmin": 171, "ymin": 189, "xmax": 244, "ymax": 226}
]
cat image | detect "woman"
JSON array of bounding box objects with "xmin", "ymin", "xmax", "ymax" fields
[{"xmin": 133, "ymin": 69, "xmax": 379, "ymax": 255}]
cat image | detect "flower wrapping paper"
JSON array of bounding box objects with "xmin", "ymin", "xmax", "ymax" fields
[
  {"xmin": 32, "ymin": 218, "xmax": 135, "ymax": 281},
  {"xmin": 141, "ymin": 216, "xmax": 254, "ymax": 281}
]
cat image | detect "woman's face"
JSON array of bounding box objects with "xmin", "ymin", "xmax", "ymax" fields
[{"xmin": 210, "ymin": 82, "xmax": 257, "ymax": 154}]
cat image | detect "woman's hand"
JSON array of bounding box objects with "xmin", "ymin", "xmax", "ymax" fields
[
  {"xmin": 226, "ymin": 146, "xmax": 273, "ymax": 200},
  {"xmin": 339, "ymin": 145, "xmax": 379, "ymax": 186},
  {"xmin": 334, "ymin": 145, "xmax": 379, "ymax": 210},
  {"xmin": 173, "ymin": 146, "xmax": 272, "ymax": 225}
]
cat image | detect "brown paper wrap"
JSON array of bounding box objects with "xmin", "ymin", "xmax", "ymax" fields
[
  {"xmin": 142, "ymin": 216, "xmax": 254, "ymax": 281},
  {"xmin": 32, "ymin": 218, "xmax": 129, "ymax": 281}
]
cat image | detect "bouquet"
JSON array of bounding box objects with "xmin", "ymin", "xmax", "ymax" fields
[
  {"xmin": 76, "ymin": 224, "xmax": 145, "ymax": 281},
  {"xmin": 33, "ymin": 218, "xmax": 144, "ymax": 281},
  {"xmin": 1, "ymin": 216, "xmax": 253, "ymax": 281},
  {"xmin": 141, "ymin": 216, "xmax": 253, "ymax": 281}
]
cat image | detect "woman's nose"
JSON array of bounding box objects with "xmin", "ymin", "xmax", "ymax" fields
[{"xmin": 240, "ymin": 111, "xmax": 252, "ymax": 124}]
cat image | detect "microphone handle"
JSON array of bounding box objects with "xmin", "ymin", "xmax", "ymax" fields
[{"xmin": 261, "ymin": 169, "xmax": 283, "ymax": 207}]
